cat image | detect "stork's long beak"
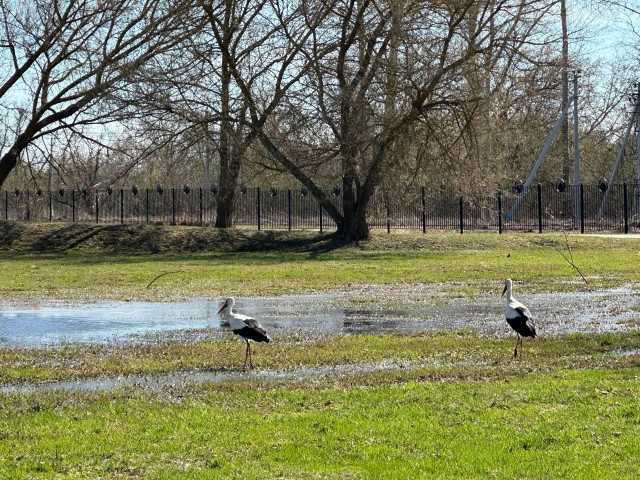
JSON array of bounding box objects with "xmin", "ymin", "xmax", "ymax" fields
[
  {"xmin": 217, "ymin": 302, "xmax": 228, "ymax": 314},
  {"xmin": 501, "ymin": 285, "xmax": 507, "ymax": 297}
]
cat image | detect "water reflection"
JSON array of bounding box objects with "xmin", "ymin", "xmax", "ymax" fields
[{"xmin": 0, "ymin": 288, "xmax": 639, "ymax": 348}]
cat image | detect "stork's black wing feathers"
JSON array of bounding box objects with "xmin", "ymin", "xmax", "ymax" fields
[
  {"xmin": 233, "ymin": 320, "xmax": 271, "ymax": 343},
  {"xmin": 506, "ymin": 316, "xmax": 536, "ymax": 338}
]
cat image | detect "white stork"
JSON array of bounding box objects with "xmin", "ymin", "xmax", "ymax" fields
[
  {"xmin": 502, "ymin": 278, "xmax": 537, "ymax": 357},
  {"xmin": 217, "ymin": 297, "xmax": 271, "ymax": 370}
]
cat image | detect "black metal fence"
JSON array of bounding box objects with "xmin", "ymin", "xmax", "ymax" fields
[{"xmin": 2, "ymin": 183, "xmax": 639, "ymax": 233}]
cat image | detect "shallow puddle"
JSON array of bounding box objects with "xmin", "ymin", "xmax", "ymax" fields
[
  {"xmin": 0, "ymin": 359, "xmax": 481, "ymax": 395},
  {"xmin": 0, "ymin": 286, "xmax": 639, "ymax": 348},
  {"xmin": 2, "ymin": 286, "xmax": 640, "ymax": 394}
]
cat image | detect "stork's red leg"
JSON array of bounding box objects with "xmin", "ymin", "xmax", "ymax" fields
[
  {"xmin": 514, "ymin": 334, "xmax": 520, "ymax": 358},
  {"xmin": 248, "ymin": 342, "xmax": 254, "ymax": 369},
  {"xmin": 243, "ymin": 341, "xmax": 250, "ymax": 370}
]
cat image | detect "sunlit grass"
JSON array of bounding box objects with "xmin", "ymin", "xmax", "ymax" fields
[
  {"xmin": 1, "ymin": 225, "xmax": 640, "ymax": 478},
  {"xmin": 1, "ymin": 363, "xmax": 640, "ymax": 478},
  {"xmin": 1, "ymin": 330, "xmax": 640, "ymax": 384},
  {"xmin": 1, "ymin": 228, "xmax": 639, "ymax": 302}
]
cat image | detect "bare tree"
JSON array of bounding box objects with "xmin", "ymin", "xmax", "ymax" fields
[
  {"xmin": 0, "ymin": 0, "xmax": 194, "ymax": 190},
  {"xmin": 240, "ymin": 0, "xmax": 559, "ymax": 240},
  {"xmin": 197, "ymin": 0, "xmax": 333, "ymax": 227}
]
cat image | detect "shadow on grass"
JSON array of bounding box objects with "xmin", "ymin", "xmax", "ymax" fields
[
  {"xmin": 0, "ymin": 221, "xmax": 351, "ymax": 255},
  {"xmin": 0, "ymin": 221, "xmax": 24, "ymax": 247}
]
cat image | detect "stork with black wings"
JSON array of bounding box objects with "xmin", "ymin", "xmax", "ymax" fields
[
  {"xmin": 217, "ymin": 297, "xmax": 271, "ymax": 370},
  {"xmin": 501, "ymin": 279, "xmax": 536, "ymax": 358}
]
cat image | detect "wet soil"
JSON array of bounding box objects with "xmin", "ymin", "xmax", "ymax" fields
[
  {"xmin": 1, "ymin": 283, "xmax": 638, "ymax": 348},
  {"xmin": 2, "ymin": 284, "xmax": 639, "ymax": 394},
  {"xmin": 0, "ymin": 359, "xmax": 470, "ymax": 395}
]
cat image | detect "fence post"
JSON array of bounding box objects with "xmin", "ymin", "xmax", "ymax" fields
[
  {"xmin": 319, "ymin": 202, "xmax": 323, "ymax": 232},
  {"xmin": 257, "ymin": 187, "xmax": 261, "ymax": 230},
  {"xmin": 120, "ymin": 189, "xmax": 124, "ymax": 224},
  {"xmin": 199, "ymin": 187, "xmax": 203, "ymax": 226},
  {"xmin": 95, "ymin": 194, "xmax": 99, "ymax": 223},
  {"xmin": 171, "ymin": 188, "xmax": 175, "ymax": 225},
  {"xmin": 624, "ymin": 183, "xmax": 629, "ymax": 234},
  {"xmin": 459, "ymin": 197, "xmax": 464, "ymax": 234},
  {"xmin": 580, "ymin": 183, "xmax": 585, "ymax": 234},
  {"xmin": 26, "ymin": 190, "xmax": 30, "ymax": 222},
  {"xmin": 537, "ymin": 184, "xmax": 542, "ymax": 233},
  {"xmin": 4, "ymin": 191, "xmax": 7, "ymax": 220},
  {"xmin": 287, "ymin": 189, "xmax": 292, "ymax": 231},
  {"xmin": 49, "ymin": 191, "xmax": 53, "ymax": 222},
  {"xmin": 386, "ymin": 202, "xmax": 391, "ymax": 233},
  {"xmin": 72, "ymin": 190, "xmax": 76, "ymax": 222},
  {"xmin": 421, "ymin": 186, "xmax": 426, "ymax": 233},
  {"xmin": 497, "ymin": 190, "xmax": 503, "ymax": 234},
  {"xmin": 146, "ymin": 188, "xmax": 149, "ymax": 224}
]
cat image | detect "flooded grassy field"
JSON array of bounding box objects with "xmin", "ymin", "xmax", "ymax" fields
[
  {"xmin": 1, "ymin": 283, "xmax": 639, "ymax": 348},
  {"xmin": 1, "ymin": 281, "xmax": 639, "ymax": 394},
  {"xmin": 2, "ymin": 225, "xmax": 640, "ymax": 478}
]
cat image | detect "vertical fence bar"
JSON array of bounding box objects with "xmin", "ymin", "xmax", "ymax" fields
[
  {"xmin": 287, "ymin": 189, "xmax": 292, "ymax": 230},
  {"xmin": 120, "ymin": 189, "xmax": 124, "ymax": 224},
  {"xmin": 537, "ymin": 184, "xmax": 543, "ymax": 233},
  {"xmin": 199, "ymin": 187, "xmax": 203, "ymax": 225},
  {"xmin": 26, "ymin": 190, "xmax": 30, "ymax": 221},
  {"xmin": 421, "ymin": 187, "xmax": 426, "ymax": 233},
  {"xmin": 386, "ymin": 202, "xmax": 391, "ymax": 233},
  {"xmin": 171, "ymin": 188, "xmax": 176, "ymax": 225},
  {"xmin": 497, "ymin": 191, "xmax": 503, "ymax": 234},
  {"xmin": 72, "ymin": 190, "xmax": 76, "ymax": 222},
  {"xmin": 319, "ymin": 202, "xmax": 323, "ymax": 232},
  {"xmin": 580, "ymin": 183, "xmax": 585, "ymax": 234},
  {"xmin": 49, "ymin": 191, "xmax": 53, "ymax": 222},
  {"xmin": 459, "ymin": 197, "xmax": 464, "ymax": 234},
  {"xmin": 257, "ymin": 187, "xmax": 261, "ymax": 230},
  {"xmin": 624, "ymin": 183, "xmax": 629, "ymax": 234},
  {"xmin": 145, "ymin": 188, "xmax": 149, "ymax": 224},
  {"xmin": 95, "ymin": 194, "xmax": 99, "ymax": 223},
  {"xmin": 4, "ymin": 191, "xmax": 7, "ymax": 220}
]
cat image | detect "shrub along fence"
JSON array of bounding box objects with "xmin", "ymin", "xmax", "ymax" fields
[{"xmin": 1, "ymin": 183, "xmax": 639, "ymax": 234}]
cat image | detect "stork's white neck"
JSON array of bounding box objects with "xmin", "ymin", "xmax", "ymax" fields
[
  {"xmin": 504, "ymin": 282, "xmax": 514, "ymax": 302},
  {"xmin": 219, "ymin": 298, "xmax": 236, "ymax": 320}
]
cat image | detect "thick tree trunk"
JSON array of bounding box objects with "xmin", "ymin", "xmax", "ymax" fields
[
  {"xmin": 339, "ymin": 210, "xmax": 370, "ymax": 241},
  {"xmin": 338, "ymin": 183, "xmax": 372, "ymax": 241},
  {"xmin": 341, "ymin": 176, "xmax": 356, "ymax": 236},
  {"xmin": 0, "ymin": 151, "xmax": 19, "ymax": 190},
  {"xmin": 214, "ymin": 151, "xmax": 241, "ymax": 228},
  {"xmin": 215, "ymin": 23, "xmax": 236, "ymax": 229},
  {"xmin": 0, "ymin": 132, "xmax": 31, "ymax": 190}
]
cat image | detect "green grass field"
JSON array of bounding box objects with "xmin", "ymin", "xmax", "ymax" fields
[
  {"xmin": 0, "ymin": 225, "xmax": 638, "ymax": 301},
  {"xmin": 1, "ymin": 224, "xmax": 640, "ymax": 478}
]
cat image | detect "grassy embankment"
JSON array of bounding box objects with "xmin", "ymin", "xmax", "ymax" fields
[{"xmin": 1, "ymin": 222, "xmax": 640, "ymax": 478}]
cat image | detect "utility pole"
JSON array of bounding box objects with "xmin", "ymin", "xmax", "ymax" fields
[
  {"xmin": 507, "ymin": 71, "xmax": 580, "ymax": 223},
  {"xmin": 635, "ymin": 83, "xmax": 640, "ymax": 215},
  {"xmin": 573, "ymin": 70, "xmax": 581, "ymax": 222},
  {"xmin": 599, "ymin": 83, "xmax": 639, "ymax": 219},
  {"xmin": 635, "ymin": 82, "xmax": 640, "ymax": 182},
  {"xmin": 560, "ymin": 0, "xmax": 570, "ymax": 184},
  {"xmin": 506, "ymin": 98, "xmax": 574, "ymax": 222}
]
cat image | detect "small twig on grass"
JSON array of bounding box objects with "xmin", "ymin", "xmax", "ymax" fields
[
  {"xmin": 553, "ymin": 244, "xmax": 588, "ymax": 284},
  {"xmin": 548, "ymin": 216, "xmax": 588, "ymax": 284},
  {"xmin": 146, "ymin": 271, "xmax": 182, "ymax": 289}
]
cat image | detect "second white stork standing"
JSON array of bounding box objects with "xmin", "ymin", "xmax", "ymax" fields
[
  {"xmin": 502, "ymin": 278, "xmax": 537, "ymax": 358},
  {"xmin": 217, "ymin": 297, "xmax": 271, "ymax": 370}
]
